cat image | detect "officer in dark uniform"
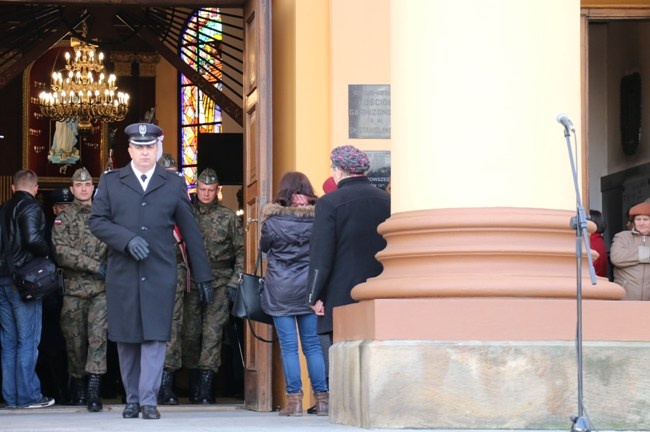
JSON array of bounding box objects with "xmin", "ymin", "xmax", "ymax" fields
[{"xmin": 89, "ymin": 123, "xmax": 213, "ymax": 420}]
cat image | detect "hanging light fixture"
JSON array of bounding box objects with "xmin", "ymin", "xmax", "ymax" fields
[{"xmin": 38, "ymin": 22, "xmax": 129, "ymax": 134}]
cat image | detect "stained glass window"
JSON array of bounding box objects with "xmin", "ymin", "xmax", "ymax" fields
[{"xmin": 179, "ymin": 8, "xmax": 223, "ymax": 192}]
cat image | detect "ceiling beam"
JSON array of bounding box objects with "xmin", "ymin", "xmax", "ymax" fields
[
  {"xmin": 0, "ymin": 1, "xmax": 246, "ymax": 6},
  {"xmin": 0, "ymin": 15, "xmax": 84, "ymax": 89},
  {"xmin": 117, "ymin": 13, "xmax": 243, "ymax": 126}
]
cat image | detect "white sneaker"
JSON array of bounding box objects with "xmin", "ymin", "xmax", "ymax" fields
[{"xmin": 25, "ymin": 396, "xmax": 55, "ymax": 409}]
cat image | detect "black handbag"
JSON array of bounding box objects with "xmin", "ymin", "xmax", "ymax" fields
[
  {"xmin": 232, "ymin": 248, "xmax": 276, "ymax": 343},
  {"xmin": 0, "ymin": 205, "xmax": 61, "ymax": 301},
  {"xmin": 12, "ymin": 256, "xmax": 61, "ymax": 301},
  {"xmin": 232, "ymin": 250, "xmax": 273, "ymax": 325}
]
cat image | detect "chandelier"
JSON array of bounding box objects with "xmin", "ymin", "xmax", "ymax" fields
[{"xmin": 38, "ymin": 24, "xmax": 129, "ymax": 134}]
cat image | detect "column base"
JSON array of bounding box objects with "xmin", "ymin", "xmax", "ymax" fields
[
  {"xmin": 330, "ymin": 337, "xmax": 650, "ymax": 430},
  {"xmin": 352, "ymin": 208, "xmax": 625, "ymax": 301}
]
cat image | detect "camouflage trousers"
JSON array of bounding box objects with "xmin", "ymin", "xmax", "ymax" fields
[
  {"xmin": 164, "ymin": 288, "xmax": 185, "ymax": 371},
  {"xmin": 181, "ymin": 277, "xmax": 229, "ymax": 372},
  {"xmin": 60, "ymin": 292, "xmax": 108, "ymax": 377}
]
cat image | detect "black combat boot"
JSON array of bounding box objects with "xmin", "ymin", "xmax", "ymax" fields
[
  {"xmin": 157, "ymin": 368, "xmax": 179, "ymax": 405},
  {"xmin": 86, "ymin": 374, "xmax": 103, "ymax": 412},
  {"xmin": 197, "ymin": 369, "xmax": 216, "ymax": 404},
  {"xmin": 70, "ymin": 376, "xmax": 87, "ymax": 406},
  {"xmin": 189, "ymin": 369, "xmax": 201, "ymax": 404}
]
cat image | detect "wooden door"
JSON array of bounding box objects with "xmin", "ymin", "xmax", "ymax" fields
[{"xmin": 242, "ymin": 0, "xmax": 273, "ymax": 412}]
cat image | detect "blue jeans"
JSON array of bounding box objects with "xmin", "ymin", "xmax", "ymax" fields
[
  {"xmin": 0, "ymin": 279, "xmax": 44, "ymax": 407},
  {"xmin": 273, "ymin": 313, "xmax": 328, "ymax": 394}
]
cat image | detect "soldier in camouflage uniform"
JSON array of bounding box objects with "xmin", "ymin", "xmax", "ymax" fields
[
  {"xmin": 157, "ymin": 154, "xmax": 189, "ymax": 405},
  {"xmin": 51, "ymin": 167, "xmax": 108, "ymax": 412},
  {"xmin": 182, "ymin": 168, "xmax": 243, "ymax": 404}
]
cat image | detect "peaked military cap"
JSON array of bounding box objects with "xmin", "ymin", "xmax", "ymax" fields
[
  {"xmin": 51, "ymin": 188, "xmax": 73, "ymax": 204},
  {"xmin": 158, "ymin": 153, "xmax": 177, "ymax": 169},
  {"xmin": 72, "ymin": 167, "xmax": 92, "ymax": 182},
  {"xmin": 197, "ymin": 168, "xmax": 218, "ymax": 185},
  {"xmin": 124, "ymin": 123, "xmax": 163, "ymax": 146}
]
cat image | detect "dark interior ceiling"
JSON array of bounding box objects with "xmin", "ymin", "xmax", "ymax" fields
[{"xmin": 0, "ymin": 1, "xmax": 246, "ymax": 124}]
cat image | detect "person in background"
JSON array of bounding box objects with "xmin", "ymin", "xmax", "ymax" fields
[
  {"xmin": 182, "ymin": 168, "xmax": 244, "ymax": 404},
  {"xmin": 89, "ymin": 123, "xmax": 213, "ymax": 420},
  {"xmin": 36, "ymin": 187, "xmax": 73, "ymax": 406},
  {"xmin": 0, "ymin": 169, "xmax": 55, "ymax": 408},
  {"xmin": 156, "ymin": 154, "xmax": 188, "ymax": 406},
  {"xmin": 307, "ymin": 145, "xmax": 390, "ymax": 377},
  {"xmin": 611, "ymin": 201, "xmax": 650, "ymax": 300},
  {"xmin": 260, "ymin": 171, "xmax": 327, "ymax": 416},
  {"xmin": 52, "ymin": 167, "xmax": 108, "ymax": 412},
  {"xmin": 588, "ymin": 209, "xmax": 608, "ymax": 279}
]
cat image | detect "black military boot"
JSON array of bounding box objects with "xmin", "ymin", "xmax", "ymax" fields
[
  {"xmin": 70, "ymin": 376, "xmax": 87, "ymax": 406},
  {"xmin": 157, "ymin": 368, "xmax": 179, "ymax": 405},
  {"xmin": 189, "ymin": 369, "xmax": 201, "ymax": 404},
  {"xmin": 86, "ymin": 374, "xmax": 103, "ymax": 412},
  {"xmin": 197, "ymin": 369, "xmax": 215, "ymax": 404}
]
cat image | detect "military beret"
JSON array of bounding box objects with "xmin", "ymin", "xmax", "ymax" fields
[
  {"xmin": 124, "ymin": 123, "xmax": 163, "ymax": 146},
  {"xmin": 72, "ymin": 167, "xmax": 92, "ymax": 182},
  {"xmin": 158, "ymin": 153, "xmax": 177, "ymax": 169},
  {"xmin": 51, "ymin": 188, "xmax": 73, "ymax": 205},
  {"xmin": 198, "ymin": 168, "xmax": 218, "ymax": 185}
]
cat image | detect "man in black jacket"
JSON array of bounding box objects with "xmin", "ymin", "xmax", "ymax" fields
[{"xmin": 0, "ymin": 169, "xmax": 55, "ymax": 409}]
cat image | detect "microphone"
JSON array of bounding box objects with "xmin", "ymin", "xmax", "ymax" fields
[{"xmin": 556, "ymin": 113, "xmax": 575, "ymax": 132}]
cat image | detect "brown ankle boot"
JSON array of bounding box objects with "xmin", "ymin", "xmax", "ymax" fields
[
  {"xmin": 314, "ymin": 391, "xmax": 329, "ymax": 416},
  {"xmin": 279, "ymin": 391, "xmax": 303, "ymax": 416}
]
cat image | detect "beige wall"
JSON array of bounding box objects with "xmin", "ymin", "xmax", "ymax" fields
[
  {"xmin": 272, "ymin": 0, "xmax": 331, "ymax": 196},
  {"xmin": 391, "ymin": 0, "xmax": 581, "ymax": 212},
  {"xmin": 272, "ymin": 0, "xmax": 297, "ymax": 191},
  {"xmin": 156, "ymin": 57, "xmax": 179, "ymax": 156},
  {"xmin": 331, "ymin": 0, "xmax": 391, "ymax": 158},
  {"xmin": 582, "ymin": 0, "xmax": 650, "ymax": 5}
]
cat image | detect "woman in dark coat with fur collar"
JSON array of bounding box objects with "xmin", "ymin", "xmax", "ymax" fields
[{"xmin": 259, "ymin": 172, "xmax": 328, "ymax": 416}]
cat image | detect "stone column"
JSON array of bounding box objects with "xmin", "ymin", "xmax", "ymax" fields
[{"xmin": 329, "ymin": 1, "xmax": 650, "ymax": 430}]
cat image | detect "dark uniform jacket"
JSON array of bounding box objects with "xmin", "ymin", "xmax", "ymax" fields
[
  {"xmin": 259, "ymin": 202, "xmax": 315, "ymax": 317},
  {"xmin": 306, "ymin": 176, "xmax": 390, "ymax": 334},
  {"xmin": 1, "ymin": 191, "xmax": 49, "ymax": 276},
  {"xmin": 89, "ymin": 164, "xmax": 211, "ymax": 343}
]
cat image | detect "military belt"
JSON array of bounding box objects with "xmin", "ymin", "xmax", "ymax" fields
[{"xmin": 211, "ymin": 260, "xmax": 233, "ymax": 270}]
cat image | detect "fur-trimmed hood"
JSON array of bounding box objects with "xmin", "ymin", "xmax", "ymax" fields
[{"xmin": 260, "ymin": 202, "xmax": 315, "ymax": 223}]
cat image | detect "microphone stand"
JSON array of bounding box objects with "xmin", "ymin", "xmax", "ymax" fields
[{"xmin": 561, "ymin": 123, "xmax": 597, "ymax": 432}]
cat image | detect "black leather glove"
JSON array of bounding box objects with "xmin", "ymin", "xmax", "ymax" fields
[
  {"xmin": 126, "ymin": 236, "xmax": 149, "ymax": 261},
  {"xmin": 227, "ymin": 286, "xmax": 238, "ymax": 304},
  {"xmin": 97, "ymin": 263, "xmax": 107, "ymax": 279},
  {"xmin": 197, "ymin": 281, "xmax": 214, "ymax": 305}
]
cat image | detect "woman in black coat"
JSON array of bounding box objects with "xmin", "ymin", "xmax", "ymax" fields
[
  {"xmin": 307, "ymin": 145, "xmax": 391, "ymax": 336},
  {"xmin": 259, "ymin": 172, "xmax": 328, "ymax": 416}
]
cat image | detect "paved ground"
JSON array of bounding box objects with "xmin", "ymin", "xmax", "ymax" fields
[
  {"xmin": 1, "ymin": 403, "xmax": 402, "ymax": 431},
  {"xmin": 0, "ymin": 403, "xmax": 638, "ymax": 432}
]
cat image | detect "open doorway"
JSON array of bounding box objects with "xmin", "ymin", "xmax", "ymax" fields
[{"xmin": 585, "ymin": 8, "xmax": 650, "ymax": 269}]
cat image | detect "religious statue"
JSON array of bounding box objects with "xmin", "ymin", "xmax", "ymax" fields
[{"xmin": 48, "ymin": 119, "xmax": 80, "ymax": 164}]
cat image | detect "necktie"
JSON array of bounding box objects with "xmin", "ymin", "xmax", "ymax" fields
[{"xmin": 141, "ymin": 174, "xmax": 147, "ymax": 182}]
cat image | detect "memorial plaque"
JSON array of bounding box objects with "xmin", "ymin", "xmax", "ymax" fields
[
  {"xmin": 366, "ymin": 151, "xmax": 391, "ymax": 191},
  {"xmin": 348, "ymin": 84, "xmax": 391, "ymax": 139}
]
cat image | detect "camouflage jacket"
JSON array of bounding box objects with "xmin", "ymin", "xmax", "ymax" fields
[
  {"xmin": 193, "ymin": 199, "xmax": 244, "ymax": 288},
  {"xmin": 52, "ymin": 199, "xmax": 108, "ymax": 297}
]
